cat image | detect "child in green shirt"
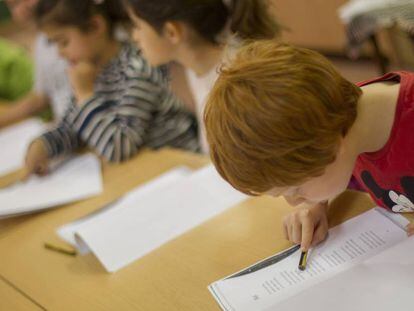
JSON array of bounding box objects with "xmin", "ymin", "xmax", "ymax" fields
[{"xmin": 0, "ymin": 38, "xmax": 33, "ymax": 102}]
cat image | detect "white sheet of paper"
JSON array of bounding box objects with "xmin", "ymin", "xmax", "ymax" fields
[
  {"xmin": 267, "ymin": 236, "xmax": 414, "ymax": 311},
  {"xmin": 0, "ymin": 119, "xmax": 46, "ymax": 176},
  {"xmin": 209, "ymin": 208, "xmax": 410, "ymax": 311},
  {"xmin": 0, "ymin": 154, "xmax": 103, "ymax": 218},
  {"xmin": 57, "ymin": 166, "xmax": 192, "ymax": 250},
  {"xmin": 63, "ymin": 165, "xmax": 246, "ymax": 272}
]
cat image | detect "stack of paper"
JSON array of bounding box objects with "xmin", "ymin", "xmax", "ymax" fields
[
  {"xmin": 0, "ymin": 154, "xmax": 103, "ymax": 218},
  {"xmin": 58, "ymin": 165, "xmax": 247, "ymax": 272},
  {"xmin": 209, "ymin": 208, "xmax": 411, "ymax": 311},
  {"xmin": 0, "ymin": 119, "xmax": 47, "ymax": 176}
]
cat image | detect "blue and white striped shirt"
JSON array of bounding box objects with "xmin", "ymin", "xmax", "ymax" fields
[{"xmin": 41, "ymin": 43, "xmax": 199, "ymax": 162}]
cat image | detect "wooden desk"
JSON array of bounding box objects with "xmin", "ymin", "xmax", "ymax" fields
[
  {"xmin": 0, "ymin": 275, "xmax": 44, "ymax": 311},
  {"xmin": 0, "ymin": 149, "xmax": 388, "ymax": 311}
]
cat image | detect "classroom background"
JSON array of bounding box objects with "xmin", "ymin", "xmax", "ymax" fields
[
  {"xmin": 2, "ymin": 0, "xmax": 414, "ymax": 83},
  {"xmin": 0, "ymin": 1, "xmax": 413, "ymax": 310}
]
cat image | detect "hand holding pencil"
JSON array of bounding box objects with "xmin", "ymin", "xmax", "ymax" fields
[
  {"xmin": 24, "ymin": 138, "xmax": 50, "ymax": 178},
  {"xmin": 282, "ymin": 202, "xmax": 330, "ymax": 252}
]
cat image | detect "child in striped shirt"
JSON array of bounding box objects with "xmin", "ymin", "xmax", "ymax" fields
[{"xmin": 25, "ymin": 0, "xmax": 199, "ymax": 175}]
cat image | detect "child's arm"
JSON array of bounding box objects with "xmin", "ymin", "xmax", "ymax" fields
[
  {"xmin": 38, "ymin": 73, "xmax": 159, "ymax": 163},
  {"xmin": 283, "ymin": 201, "xmax": 330, "ymax": 251},
  {"xmin": 72, "ymin": 82, "xmax": 157, "ymax": 162},
  {"xmin": 23, "ymin": 109, "xmax": 81, "ymax": 177},
  {"xmin": 0, "ymin": 92, "xmax": 48, "ymax": 129}
]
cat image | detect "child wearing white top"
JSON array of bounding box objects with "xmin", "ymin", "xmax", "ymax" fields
[{"xmin": 124, "ymin": 0, "xmax": 281, "ymax": 153}]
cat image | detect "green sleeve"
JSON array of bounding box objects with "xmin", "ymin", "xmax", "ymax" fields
[{"xmin": 0, "ymin": 39, "xmax": 33, "ymax": 102}]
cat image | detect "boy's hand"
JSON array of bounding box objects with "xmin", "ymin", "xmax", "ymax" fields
[
  {"xmin": 406, "ymin": 223, "xmax": 414, "ymax": 236},
  {"xmin": 68, "ymin": 62, "xmax": 98, "ymax": 104},
  {"xmin": 24, "ymin": 139, "xmax": 50, "ymax": 178},
  {"xmin": 283, "ymin": 202, "xmax": 329, "ymax": 251}
]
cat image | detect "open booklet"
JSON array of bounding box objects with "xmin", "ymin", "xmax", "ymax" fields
[
  {"xmin": 0, "ymin": 154, "xmax": 103, "ymax": 218},
  {"xmin": 209, "ymin": 208, "xmax": 412, "ymax": 311},
  {"xmin": 0, "ymin": 118, "xmax": 47, "ymax": 176},
  {"xmin": 57, "ymin": 165, "xmax": 247, "ymax": 272}
]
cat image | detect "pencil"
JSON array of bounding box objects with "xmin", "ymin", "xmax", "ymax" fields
[
  {"xmin": 298, "ymin": 251, "xmax": 308, "ymax": 271},
  {"xmin": 44, "ymin": 243, "xmax": 77, "ymax": 257}
]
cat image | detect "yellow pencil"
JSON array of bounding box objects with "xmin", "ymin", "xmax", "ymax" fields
[
  {"xmin": 298, "ymin": 251, "xmax": 308, "ymax": 271},
  {"xmin": 44, "ymin": 243, "xmax": 77, "ymax": 257}
]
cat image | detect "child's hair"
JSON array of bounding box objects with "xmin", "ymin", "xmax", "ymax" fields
[
  {"xmin": 34, "ymin": 0, "xmax": 127, "ymax": 33},
  {"xmin": 125, "ymin": 0, "xmax": 281, "ymax": 44},
  {"xmin": 204, "ymin": 40, "xmax": 362, "ymax": 195}
]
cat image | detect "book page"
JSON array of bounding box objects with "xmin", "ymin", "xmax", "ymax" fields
[
  {"xmin": 209, "ymin": 208, "xmax": 409, "ymax": 311},
  {"xmin": 0, "ymin": 154, "xmax": 103, "ymax": 218}
]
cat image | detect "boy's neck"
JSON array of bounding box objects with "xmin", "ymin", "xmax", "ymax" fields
[
  {"xmin": 178, "ymin": 43, "xmax": 224, "ymax": 77},
  {"xmin": 346, "ymin": 81, "xmax": 401, "ymax": 157}
]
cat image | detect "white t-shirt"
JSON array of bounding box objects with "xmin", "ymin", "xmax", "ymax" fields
[
  {"xmin": 186, "ymin": 67, "xmax": 219, "ymax": 154},
  {"xmin": 34, "ymin": 34, "xmax": 71, "ymax": 121}
]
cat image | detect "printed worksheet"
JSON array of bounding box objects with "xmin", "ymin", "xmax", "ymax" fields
[{"xmin": 209, "ymin": 208, "xmax": 409, "ymax": 311}]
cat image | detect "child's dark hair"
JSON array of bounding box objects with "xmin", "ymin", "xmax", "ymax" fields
[
  {"xmin": 34, "ymin": 0, "xmax": 127, "ymax": 33},
  {"xmin": 125, "ymin": 0, "xmax": 281, "ymax": 44}
]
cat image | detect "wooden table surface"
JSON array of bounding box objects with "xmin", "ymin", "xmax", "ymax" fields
[
  {"xmin": 0, "ymin": 148, "xmax": 404, "ymax": 311},
  {"xmin": 0, "ymin": 275, "xmax": 44, "ymax": 311}
]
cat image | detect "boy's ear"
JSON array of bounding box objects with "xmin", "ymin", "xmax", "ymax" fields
[
  {"xmin": 163, "ymin": 21, "xmax": 184, "ymax": 44},
  {"xmin": 88, "ymin": 15, "xmax": 107, "ymax": 34}
]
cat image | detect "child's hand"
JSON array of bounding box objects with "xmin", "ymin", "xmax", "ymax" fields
[
  {"xmin": 24, "ymin": 139, "xmax": 50, "ymax": 178},
  {"xmin": 406, "ymin": 223, "xmax": 414, "ymax": 236},
  {"xmin": 283, "ymin": 202, "xmax": 329, "ymax": 251},
  {"xmin": 68, "ymin": 62, "xmax": 98, "ymax": 103}
]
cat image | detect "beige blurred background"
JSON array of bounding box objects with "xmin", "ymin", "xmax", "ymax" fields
[
  {"xmin": 270, "ymin": 0, "xmax": 414, "ymax": 82},
  {"xmin": 1, "ymin": 0, "xmax": 413, "ymax": 83}
]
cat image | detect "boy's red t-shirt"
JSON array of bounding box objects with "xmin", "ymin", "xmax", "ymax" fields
[{"xmin": 352, "ymin": 71, "xmax": 414, "ymax": 213}]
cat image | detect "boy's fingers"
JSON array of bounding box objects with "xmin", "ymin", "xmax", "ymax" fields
[
  {"xmin": 292, "ymin": 222, "xmax": 302, "ymax": 244},
  {"xmin": 300, "ymin": 218, "xmax": 314, "ymax": 251},
  {"xmin": 312, "ymin": 222, "xmax": 328, "ymax": 247}
]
